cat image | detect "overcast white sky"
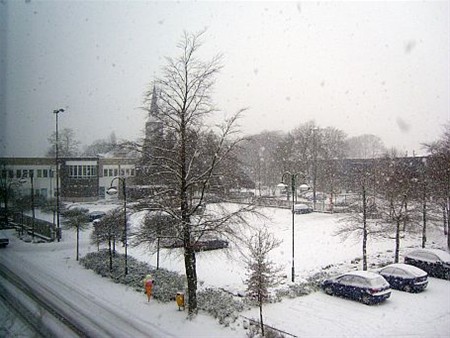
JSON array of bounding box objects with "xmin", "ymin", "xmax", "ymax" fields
[{"xmin": 1, "ymin": 0, "xmax": 448, "ymax": 157}]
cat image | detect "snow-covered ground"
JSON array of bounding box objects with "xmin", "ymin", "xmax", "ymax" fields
[{"xmin": 1, "ymin": 201, "xmax": 449, "ymax": 337}]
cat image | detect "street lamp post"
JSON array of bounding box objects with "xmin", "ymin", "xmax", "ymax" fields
[
  {"xmin": 30, "ymin": 171, "xmax": 35, "ymax": 240},
  {"xmin": 53, "ymin": 108, "xmax": 65, "ymax": 242},
  {"xmin": 281, "ymin": 172, "xmax": 309, "ymax": 283},
  {"xmin": 107, "ymin": 177, "xmax": 128, "ymax": 275},
  {"xmin": 312, "ymin": 127, "xmax": 319, "ymax": 211}
]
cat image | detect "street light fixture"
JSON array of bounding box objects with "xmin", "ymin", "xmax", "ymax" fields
[
  {"xmin": 107, "ymin": 176, "xmax": 128, "ymax": 275},
  {"xmin": 281, "ymin": 171, "xmax": 309, "ymax": 283},
  {"xmin": 53, "ymin": 108, "xmax": 65, "ymax": 242}
]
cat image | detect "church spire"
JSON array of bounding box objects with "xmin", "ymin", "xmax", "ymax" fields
[{"xmin": 149, "ymin": 85, "xmax": 158, "ymax": 119}]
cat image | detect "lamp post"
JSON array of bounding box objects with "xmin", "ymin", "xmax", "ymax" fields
[
  {"xmin": 281, "ymin": 172, "xmax": 309, "ymax": 283},
  {"xmin": 312, "ymin": 127, "xmax": 319, "ymax": 211},
  {"xmin": 53, "ymin": 108, "xmax": 65, "ymax": 242},
  {"xmin": 30, "ymin": 171, "xmax": 35, "ymax": 240},
  {"xmin": 107, "ymin": 176, "xmax": 128, "ymax": 275}
]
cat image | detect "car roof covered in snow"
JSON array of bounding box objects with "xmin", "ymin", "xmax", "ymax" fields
[
  {"xmin": 406, "ymin": 248, "xmax": 450, "ymax": 263},
  {"xmin": 344, "ymin": 271, "xmax": 382, "ymax": 279},
  {"xmin": 332, "ymin": 271, "xmax": 388, "ymax": 287},
  {"xmin": 380, "ymin": 263, "xmax": 427, "ymax": 277}
]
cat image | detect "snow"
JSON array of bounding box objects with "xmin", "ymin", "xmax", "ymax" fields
[
  {"xmin": 405, "ymin": 248, "xmax": 450, "ymax": 263},
  {"xmin": 380, "ymin": 263, "xmax": 428, "ymax": 277},
  {"xmin": 1, "ymin": 202, "xmax": 449, "ymax": 337}
]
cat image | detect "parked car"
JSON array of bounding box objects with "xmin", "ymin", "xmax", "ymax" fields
[
  {"xmin": 0, "ymin": 230, "xmax": 9, "ymax": 248},
  {"xmin": 321, "ymin": 271, "xmax": 391, "ymax": 305},
  {"xmin": 378, "ymin": 263, "xmax": 428, "ymax": 292},
  {"xmin": 165, "ymin": 239, "xmax": 229, "ymax": 252},
  {"xmin": 294, "ymin": 203, "xmax": 313, "ymax": 214},
  {"xmin": 303, "ymin": 191, "xmax": 327, "ymax": 201},
  {"xmin": 194, "ymin": 239, "xmax": 229, "ymax": 251},
  {"xmin": 89, "ymin": 211, "xmax": 106, "ymax": 222},
  {"xmin": 404, "ymin": 248, "xmax": 450, "ymax": 280}
]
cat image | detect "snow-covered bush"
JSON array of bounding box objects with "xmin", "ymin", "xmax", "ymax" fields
[
  {"xmin": 80, "ymin": 250, "xmax": 185, "ymax": 302},
  {"xmin": 197, "ymin": 288, "xmax": 245, "ymax": 325}
]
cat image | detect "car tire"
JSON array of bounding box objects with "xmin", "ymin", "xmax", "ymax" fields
[
  {"xmin": 324, "ymin": 287, "xmax": 333, "ymax": 296},
  {"xmin": 362, "ymin": 295, "xmax": 371, "ymax": 305},
  {"xmin": 403, "ymin": 285, "xmax": 412, "ymax": 293}
]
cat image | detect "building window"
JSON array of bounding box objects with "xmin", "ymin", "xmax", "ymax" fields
[
  {"xmin": 29, "ymin": 170, "xmax": 34, "ymax": 178},
  {"xmin": 108, "ymin": 169, "xmax": 113, "ymax": 177},
  {"xmin": 43, "ymin": 169, "xmax": 48, "ymax": 178},
  {"xmin": 68, "ymin": 165, "xmax": 97, "ymax": 178},
  {"xmin": 22, "ymin": 170, "xmax": 28, "ymax": 178},
  {"xmin": 16, "ymin": 170, "xmax": 21, "ymax": 178},
  {"xmin": 40, "ymin": 188, "xmax": 48, "ymax": 197},
  {"xmin": 103, "ymin": 169, "xmax": 108, "ymax": 177},
  {"xmin": 37, "ymin": 170, "xmax": 42, "ymax": 178},
  {"xmin": 114, "ymin": 169, "xmax": 118, "ymax": 176},
  {"xmin": 130, "ymin": 169, "xmax": 135, "ymax": 176}
]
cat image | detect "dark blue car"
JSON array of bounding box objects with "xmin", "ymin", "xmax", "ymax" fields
[
  {"xmin": 404, "ymin": 248, "xmax": 450, "ymax": 280},
  {"xmin": 379, "ymin": 263, "xmax": 428, "ymax": 292},
  {"xmin": 321, "ymin": 271, "xmax": 391, "ymax": 305}
]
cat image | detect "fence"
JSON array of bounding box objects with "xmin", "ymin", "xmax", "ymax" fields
[{"xmin": 11, "ymin": 212, "xmax": 56, "ymax": 241}]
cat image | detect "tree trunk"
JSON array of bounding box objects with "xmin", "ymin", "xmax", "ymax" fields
[
  {"xmin": 108, "ymin": 237, "xmax": 113, "ymax": 273},
  {"xmin": 184, "ymin": 243, "xmax": 197, "ymax": 316},
  {"xmin": 395, "ymin": 219, "xmax": 401, "ymax": 263},
  {"xmin": 362, "ymin": 186, "xmax": 367, "ymax": 271},
  {"xmin": 421, "ymin": 198, "xmax": 427, "ymax": 248},
  {"xmin": 76, "ymin": 224, "xmax": 79, "ymax": 261},
  {"xmin": 259, "ymin": 294, "xmax": 264, "ymax": 337}
]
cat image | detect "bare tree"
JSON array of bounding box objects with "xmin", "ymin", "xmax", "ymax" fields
[
  {"xmin": 345, "ymin": 134, "xmax": 386, "ymax": 159},
  {"xmin": 129, "ymin": 31, "xmax": 259, "ymax": 316},
  {"xmin": 244, "ymin": 229, "xmax": 282, "ymax": 337},
  {"xmin": 83, "ymin": 132, "xmax": 118, "ymax": 156},
  {"xmin": 378, "ymin": 156, "xmax": 414, "ymax": 263},
  {"xmin": 46, "ymin": 128, "xmax": 80, "ymax": 157},
  {"xmin": 424, "ymin": 123, "xmax": 450, "ymax": 248},
  {"xmin": 335, "ymin": 161, "xmax": 382, "ymax": 270},
  {"xmin": 91, "ymin": 208, "xmax": 124, "ymax": 273},
  {"xmin": 61, "ymin": 208, "xmax": 89, "ymax": 261}
]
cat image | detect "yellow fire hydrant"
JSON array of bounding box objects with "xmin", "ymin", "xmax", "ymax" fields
[{"xmin": 176, "ymin": 292, "xmax": 185, "ymax": 311}]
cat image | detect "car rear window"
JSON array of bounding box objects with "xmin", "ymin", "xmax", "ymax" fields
[{"xmin": 369, "ymin": 276, "xmax": 389, "ymax": 288}]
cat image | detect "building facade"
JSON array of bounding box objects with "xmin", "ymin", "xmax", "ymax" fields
[{"xmin": 1, "ymin": 157, "xmax": 136, "ymax": 202}]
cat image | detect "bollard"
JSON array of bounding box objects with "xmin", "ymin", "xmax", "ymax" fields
[{"xmin": 176, "ymin": 292, "xmax": 185, "ymax": 311}]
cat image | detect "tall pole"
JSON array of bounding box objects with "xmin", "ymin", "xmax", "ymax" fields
[
  {"xmin": 122, "ymin": 178, "xmax": 128, "ymax": 275},
  {"xmin": 282, "ymin": 171, "xmax": 299, "ymax": 283},
  {"xmin": 31, "ymin": 171, "xmax": 35, "ymax": 241},
  {"xmin": 312, "ymin": 128, "xmax": 318, "ymax": 211},
  {"xmin": 54, "ymin": 108, "xmax": 64, "ymax": 241},
  {"xmin": 107, "ymin": 176, "xmax": 128, "ymax": 275},
  {"xmin": 291, "ymin": 174, "xmax": 296, "ymax": 283}
]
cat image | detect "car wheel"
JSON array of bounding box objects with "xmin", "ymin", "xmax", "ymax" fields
[
  {"xmin": 403, "ymin": 285, "xmax": 412, "ymax": 293},
  {"xmin": 362, "ymin": 295, "xmax": 371, "ymax": 305},
  {"xmin": 324, "ymin": 287, "xmax": 333, "ymax": 296}
]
